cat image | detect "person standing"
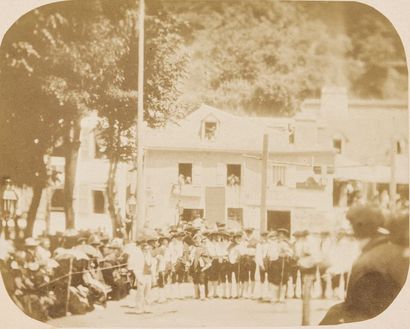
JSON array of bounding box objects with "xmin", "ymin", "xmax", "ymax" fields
[
  {"xmin": 217, "ymin": 231, "xmax": 231, "ymax": 299},
  {"xmin": 295, "ymin": 230, "xmax": 320, "ymax": 298},
  {"xmin": 255, "ymin": 231, "xmax": 269, "ymax": 301},
  {"xmin": 266, "ymin": 231, "xmax": 280, "ymax": 302},
  {"xmin": 205, "ymin": 231, "xmax": 219, "ymax": 298},
  {"xmin": 228, "ymin": 232, "xmax": 242, "ymax": 299},
  {"xmin": 168, "ymin": 230, "xmax": 185, "ymax": 299},
  {"xmin": 156, "ymin": 235, "xmax": 171, "ymax": 303},
  {"xmin": 125, "ymin": 195, "xmax": 137, "ymax": 240},
  {"xmin": 276, "ymin": 229, "xmax": 293, "ymax": 303},
  {"xmin": 189, "ymin": 233, "xmax": 210, "ymax": 300},
  {"xmin": 242, "ymin": 227, "xmax": 258, "ymax": 299},
  {"xmin": 320, "ymin": 205, "xmax": 409, "ymax": 325},
  {"xmin": 133, "ymin": 239, "xmax": 155, "ymax": 314}
]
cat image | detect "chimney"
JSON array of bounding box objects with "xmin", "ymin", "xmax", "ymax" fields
[{"xmin": 320, "ymin": 86, "xmax": 348, "ymax": 117}]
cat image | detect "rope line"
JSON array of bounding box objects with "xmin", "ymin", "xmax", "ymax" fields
[{"xmin": 38, "ymin": 262, "xmax": 129, "ymax": 288}]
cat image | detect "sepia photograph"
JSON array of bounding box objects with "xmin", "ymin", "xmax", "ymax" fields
[{"xmin": 0, "ymin": 0, "xmax": 408, "ymax": 327}]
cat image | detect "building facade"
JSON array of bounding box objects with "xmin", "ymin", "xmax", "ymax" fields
[
  {"xmin": 301, "ymin": 87, "xmax": 409, "ymax": 211},
  {"xmin": 143, "ymin": 104, "xmax": 336, "ymax": 233},
  {"xmin": 13, "ymin": 88, "xmax": 408, "ymax": 237}
]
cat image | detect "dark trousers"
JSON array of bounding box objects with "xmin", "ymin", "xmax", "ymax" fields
[{"xmin": 239, "ymin": 257, "xmax": 256, "ymax": 283}]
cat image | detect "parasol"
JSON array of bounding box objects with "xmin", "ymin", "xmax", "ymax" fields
[
  {"xmin": 54, "ymin": 248, "xmax": 89, "ymax": 261},
  {"xmin": 75, "ymin": 244, "xmax": 103, "ymax": 259}
]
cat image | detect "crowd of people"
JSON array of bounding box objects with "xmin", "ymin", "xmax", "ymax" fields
[
  {"xmin": 0, "ymin": 218, "xmax": 360, "ymax": 319},
  {"xmin": 0, "ymin": 203, "xmax": 408, "ymax": 321},
  {"xmin": 0, "ymin": 230, "xmax": 133, "ymax": 321}
]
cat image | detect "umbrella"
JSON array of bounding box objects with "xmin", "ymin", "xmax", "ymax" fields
[
  {"xmin": 47, "ymin": 259, "xmax": 60, "ymax": 269},
  {"xmin": 54, "ymin": 248, "xmax": 89, "ymax": 261},
  {"xmin": 75, "ymin": 244, "xmax": 103, "ymax": 259},
  {"xmin": 0, "ymin": 238, "xmax": 14, "ymax": 260}
]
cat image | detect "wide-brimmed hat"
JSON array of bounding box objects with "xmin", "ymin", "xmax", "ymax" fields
[
  {"xmin": 218, "ymin": 230, "xmax": 230, "ymax": 238},
  {"xmin": 268, "ymin": 231, "xmax": 278, "ymax": 239},
  {"xmin": 346, "ymin": 204, "xmax": 385, "ymax": 238},
  {"xmin": 88, "ymin": 235, "xmax": 101, "ymax": 246},
  {"xmin": 158, "ymin": 234, "xmax": 171, "ymax": 242},
  {"xmin": 233, "ymin": 231, "xmax": 243, "ymax": 238},
  {"xmin": 277, "ymin": 228, "xmax": 289, "ymax": 236},
  {"xmin": 63, "ymin": 229, "xmax": 79, "ymax": 238},
  {"xmin": 108, "ymin": 238, "xmax": 124, "ymax": 249}
]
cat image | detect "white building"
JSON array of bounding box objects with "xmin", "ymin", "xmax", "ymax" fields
[
  {"xmin": 301, "ymin": 87, "xmax": 409, "ymax": 209},
  {"xmin": 20, "ymin": 116, "xmax": 131, "ymax": 236},
  {"xmin": 16, "ymin": 88, "xmax": 407, "ymax": 236},
  {"xmin": 143, "ymin": 104, "xmax": 336, "ymax": 233}
]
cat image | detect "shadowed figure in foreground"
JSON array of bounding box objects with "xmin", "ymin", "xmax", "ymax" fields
[{"xmin": 320, "ymin": 205, "xmax": 409, "ymax": 325}]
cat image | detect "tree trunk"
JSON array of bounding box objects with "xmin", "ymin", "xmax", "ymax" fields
[
  {"xmin": 64, "ymin": 120, "xmax": 81, "ymax": 230},
  {"xmin": 107, "ymin": 157, "xmax": 121, "ymax": 237},
  {"xmin": 25, "ymin": 181, "xmax": 44, "ymax": 238}
]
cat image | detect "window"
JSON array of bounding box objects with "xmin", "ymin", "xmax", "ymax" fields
[
  {"xmin": 178, "ymin": 163, "xmax": 192, "ymax": 184},
  {"xmin": 204, "ymin": 122, "xmax": 217, "ymax": 141},
  {"xmin": 227, "ymin": 208, "xmax": 243, "ymax": 226},
  {"xmin": 396, "ymin": 139, "xmax": 406, "ymax": 155},
  {"xmin": 273, "ymin": 165, "xmax": 286, "ymax": 186},
  {"xmin": 92, "ymin": 190, "xmax": 105, "ymax": 214},
  {"xmin": 227, "ymin": 164, "xmax": 241, "ymax": 186},
  {"xmin": 181, "ymin": 208, "xmax": 204, "ymax": 222},
  {"xmin": 94, "ymin": 133, "xmax": 107, "ymax": 159},
  {"xmin": 333, "ymin": 139, "xmax": 342, "ymax": 154},
  {"xmin": 52, "ymin": 145, "xmax": 65, "ymax": 157},
  {"xmin": 288, "ymin": 125, "xmax": 295, "ymax": 144},
  {"xmin": 50, "ymin": 165, "xmax": 64, "ymax": 186},
  {"xmin": 51, "ymin": 189, "xmax": 64, "ymax": 211}
]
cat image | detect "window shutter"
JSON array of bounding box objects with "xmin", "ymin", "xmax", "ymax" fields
[
  {"xmin": 78, "ymin": 184, "xmax": 90, "ymax": 215},
  {"xmin": 241, "ymin": 161, "xmax": 246, "ymax": 187},
  {"xmin": 192, "ymin": 162, "xmax": 202, "ymax": 185},
  {"xmin": 216, "ymin": 163, "xmax": 225, "ymax": 185}
]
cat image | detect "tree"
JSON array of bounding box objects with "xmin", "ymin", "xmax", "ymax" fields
[
  {"xmin": 0, "ymin": 66, "xmax": 51, "ymax": 237},
  {"xmin": 1, "ymin": 0, "xmax": 190, "ymax": 233},
  {"xmin": 170, "ymin": 1, "xmax": 352, "ymax": 116},
  {"xmin": 1, "ymin": 1, "xmax": 125, "ymax": 229},
  {"xmin": 93, "ymin": 1, "xmax": 190, "ymax": 236}
]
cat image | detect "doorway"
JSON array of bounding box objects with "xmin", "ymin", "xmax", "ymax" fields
[{"xmin": 267, "ymin": 210, "xmax": 291, "ymax": 232}]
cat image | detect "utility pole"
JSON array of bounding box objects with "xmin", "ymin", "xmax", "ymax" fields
[
  {"xmin": 260, "ymin": 134, "xmax": 268, "ymax": 232},
  {"xmin": 133, "ymin": 0, "xmax": 145, "ymax": 241},
  {"xmin": 389, "ymin": 138, "xmax": 397, "ymax": 212}
]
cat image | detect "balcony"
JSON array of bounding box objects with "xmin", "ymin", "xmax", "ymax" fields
[
  {"xmin": 226, "ymin": 185, "xmax": 241, "ymax": 205},
  {"xmin": 266, "ymin": 185, "xmax": 330, "ymax": 208},
  {"xmin": 171, "ymin": 183, "xmax": 202, "ymax": 197}
]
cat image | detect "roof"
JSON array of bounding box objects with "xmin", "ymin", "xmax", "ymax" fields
[
  {"xmin": 301, "ymin": 97, "xmax": 408, "ymax": 164},
  {"xmin": 144, "ymin": 104, "xmax": 330, "ymax": 154},
  {"xmin": 324, "ymin": 106, "xmax": 408, "ymax": 165}
]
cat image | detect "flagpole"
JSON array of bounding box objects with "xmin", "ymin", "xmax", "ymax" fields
[{"xmin": 133, "ymin": 0, "xmax": 145, "ymax": 241}]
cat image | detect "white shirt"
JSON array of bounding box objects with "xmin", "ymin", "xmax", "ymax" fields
[
  {"xmin": 255, "ymin": 240, "xmax": 269, "ymax": 266},
  {"xmin": 168, "ymin": 240, "xmax": 184, "ymax": 264}
]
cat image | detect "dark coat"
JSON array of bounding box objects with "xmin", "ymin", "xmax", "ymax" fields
[{"xmin": 320, "ymin": 235, "xmax": 409, "ymax": 325}]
